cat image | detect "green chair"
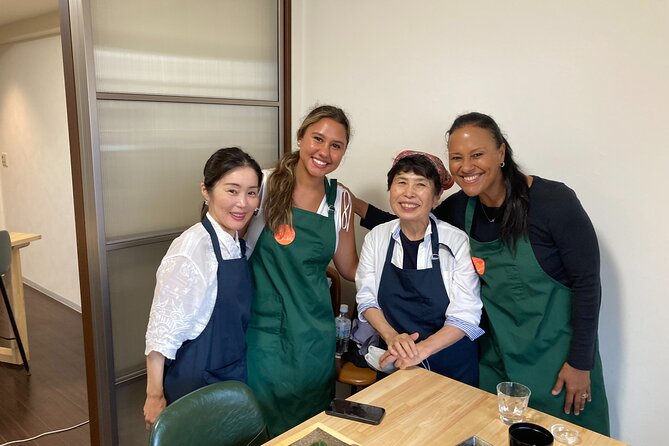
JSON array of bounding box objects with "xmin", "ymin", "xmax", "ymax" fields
[{"xmin": 148, "ymin": 381, "xmax": 269, "ymax": 446}]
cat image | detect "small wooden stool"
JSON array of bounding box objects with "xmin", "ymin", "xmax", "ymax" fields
[
  {"xmin": 338, "ymin": 361, "xmax": 377, "ymax": 395},
  {"xmin": 327, "ymin": 267, "xmax": 378, "ymax": 394}
]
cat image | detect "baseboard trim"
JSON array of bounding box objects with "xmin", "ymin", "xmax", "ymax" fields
[{"xmin": 22, "ymin": 278, "xmax": 82, "ymax": 313}]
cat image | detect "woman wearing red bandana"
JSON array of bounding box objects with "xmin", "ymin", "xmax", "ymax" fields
[{"xmin": 356, "ymin": 151, "xmax": 484, "ymax": 386}]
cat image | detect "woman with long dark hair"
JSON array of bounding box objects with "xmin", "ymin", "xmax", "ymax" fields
[
  {"xmin": 244, "ymin": 105, "xmax": 358, "ymax": 436},
  {"xmin": 351, "ymin": 112, "xmax": 609, "ymax": 435}
]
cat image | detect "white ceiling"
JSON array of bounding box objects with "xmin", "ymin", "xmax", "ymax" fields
[{"xmin": 0, "ymin": 0, "xmax": 58, "ymax": 27}]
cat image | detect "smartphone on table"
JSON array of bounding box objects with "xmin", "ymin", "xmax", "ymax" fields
[{"xmin": 325, "ymin": 398, "xmax": 385, "ymax": 425}]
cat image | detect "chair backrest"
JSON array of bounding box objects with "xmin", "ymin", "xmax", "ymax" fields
[
  {"xmin": 148, "ymin": 381, "xmax": 269, "ymax": 446},
  {"xmin": 326, "ymin": 266, "xmax": 341, "ymax": 316},
  {"xmin": 0, "ymin": 231, "xmax": 11, "ymax": 276}
]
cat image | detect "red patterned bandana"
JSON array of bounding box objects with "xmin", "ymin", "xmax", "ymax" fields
[{"xmin": 392, "ymin": 150, "xmax": 454, "ymax": 192}]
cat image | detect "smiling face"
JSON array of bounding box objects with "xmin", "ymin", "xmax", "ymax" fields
[
  {"xmin": 389, "ymin": 171, "xmax": 440, "ymax": 230},
  {"xmin": 297, "ymin": 118, "xmax": 348, "ymax": 177},
  {"xmin": 201, "ymin": 166, "xmax": 260, "ymax": 237},
  {"xmin": 447, "ymin": 125, "xmax": 506, "ymax": 206}
]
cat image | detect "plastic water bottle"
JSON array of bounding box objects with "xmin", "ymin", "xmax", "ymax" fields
[{"xmin": 335, "ymin": 304, "xmax": 351, "ymax": 357}]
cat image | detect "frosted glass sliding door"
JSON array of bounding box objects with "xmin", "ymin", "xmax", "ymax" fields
[
  {"xmin": 98, "ymin": 100, "xmax": 278, "ymax": 241},
  {"xmin": 64, "ymin": 0, "xmax": 285, "ymax": 443},
  {"xmin": 91, "ymin": 0, "xmax": 278, "ymax": 100}
]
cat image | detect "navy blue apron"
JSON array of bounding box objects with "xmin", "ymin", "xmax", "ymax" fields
[
  {"xmin": 377, "ymin": 218, "xmax": 478, "ymax": 386},
  {"xmin": 163, "ymin": 217, "xmax": 253, "ymax": 403}
]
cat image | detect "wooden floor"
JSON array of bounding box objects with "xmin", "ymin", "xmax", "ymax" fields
[{"xmin": 0, "ymin": 286, "xmax": 90, "ymax": 445}]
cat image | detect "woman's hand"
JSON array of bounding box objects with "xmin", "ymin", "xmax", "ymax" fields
[
  {"xmin": 379, "ymin": 341, "xmax": 426, "ymax": 369},
  {"xmin": 143, "ymin": 393, "xmax": 167, "ymax": 431},
  {"xmin": 393, "ymin": 342, "xmax": 428, "ymax": 369},
  {"xmin": 379, "ymin": 350, "xmax": 398, "ymax": 369},
  {"xmin": 551, "ymin": 362, "xmax": 592, "ymax": 416},
  {"xmin": 385, "ymin": 332, "xmax": 420, "ymax": 359}
]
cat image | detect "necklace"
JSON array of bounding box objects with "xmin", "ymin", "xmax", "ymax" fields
[{"xmin": 479, "ymin": 201, "xmax": 499, "ymax": 223}]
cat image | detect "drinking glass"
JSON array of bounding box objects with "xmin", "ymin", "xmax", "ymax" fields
[{"xmin": 497, "ymin": 381, "xmax": 531, "ymax": 424}]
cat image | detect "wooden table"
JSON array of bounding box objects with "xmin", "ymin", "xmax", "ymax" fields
[
  {"xmin": 0, "ymin": 232, "xmax": 41, "ymax": 365},
  {"xmin": 265, "ymin": 367, "xmax": 627, "ymax": 446}
]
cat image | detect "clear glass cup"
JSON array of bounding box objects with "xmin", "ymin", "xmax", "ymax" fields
[
  {"xmin": 497, "ymin": 381, "xmax": 531, "ymax": 424},
  {"xmin": 551, "ymin": 424, "xmax": 579, "ymax": 444}
]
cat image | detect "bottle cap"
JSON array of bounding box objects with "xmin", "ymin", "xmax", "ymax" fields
[{"xmin": 339, "ymin": 304, "xmax": 349, "ymax": 313}]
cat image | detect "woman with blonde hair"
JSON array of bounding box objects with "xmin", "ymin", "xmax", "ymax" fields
[{"xmin": 245, "ymin": 105, "xmax": 358, "ymax": 436}]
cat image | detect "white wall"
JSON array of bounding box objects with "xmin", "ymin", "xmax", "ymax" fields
[
  {"xmin": 0, "ymin": 34, "xmax": 81, "ymax": 309},
  {"xmin": 293, "ymin": 1, "xmax": 668, "ymax": 444},
  {"xmin": 0, "ymin": 178, "xmax": 5, "ymax": 228}
]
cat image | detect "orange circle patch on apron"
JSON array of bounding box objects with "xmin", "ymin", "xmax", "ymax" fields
[
  {"xmin": 274, "ymin": 224, "xmax": 296, "ymax": 245},
  {"xmin": 472, "ymin": 256, "xmax": 485, "ymax": 275}
]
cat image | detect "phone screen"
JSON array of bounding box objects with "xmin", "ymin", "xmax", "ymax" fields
[{"xmin": 325, "ymin": 398, "xmax": 385, "ymax": 425}]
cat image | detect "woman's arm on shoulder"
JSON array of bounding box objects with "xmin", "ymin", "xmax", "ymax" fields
[
  {"xmin": 333, "ymin": 220, "xmax": 358, "ymax": 281},
  {"xmin": 338, "ymin": 182, "xmax": 395, "ymax": 230},
  {"xmin": 332, "ymin": 188, "xmax": 358, "ymax": 281},
  {"xmin": 432, "ymin": 190, "xmax": 466, "ymax": 228}
]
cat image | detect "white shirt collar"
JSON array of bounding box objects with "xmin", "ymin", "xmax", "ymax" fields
[{"xmin": 391, "ymin": 213, "xmax": 436, "ymax": 241}]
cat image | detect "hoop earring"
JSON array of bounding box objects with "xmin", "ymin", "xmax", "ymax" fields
[{"xmin": 500, "ymin": 162, "xmax": 505, "ymax": 168}]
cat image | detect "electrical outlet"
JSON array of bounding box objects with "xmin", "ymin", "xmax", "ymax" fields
[{"xmin": 1, "ymin": 152, "xmax": 7, "ymax": 167}]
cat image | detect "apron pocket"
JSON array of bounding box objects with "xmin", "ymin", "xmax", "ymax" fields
[
  {"xmin": 397, "ymin": 296, "xmax": 440, "ymax": 319},
  {"xmin": 249, "ymin": 292, "xmax": 285, "ymax": 334}
]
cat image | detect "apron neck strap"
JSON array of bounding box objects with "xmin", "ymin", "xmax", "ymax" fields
[
  {"xmin": 384, "ymin": 217, "xmax": 441, "ymax": 266},
  {"xmin": 325, "ymin": 177, "xmax": 337, "ymax": 216},
  {"xmin": 201, "ymin": 216, "xmax": 224, "ymax": 263},
  {"xmin": 465, "ymin": 197, "xmax": 477, "ymax": 236},
  {"xmin": 429, "ymin": 217, "xmax": 440, "ymax": 265}
]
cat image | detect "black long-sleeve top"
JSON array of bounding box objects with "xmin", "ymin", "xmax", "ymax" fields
[{"xmin": 361, "ymin": 176, "xmax": 601, "ymax": 370}]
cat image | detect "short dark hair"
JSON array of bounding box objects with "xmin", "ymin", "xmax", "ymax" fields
[
  {"xmin": 200, "ymin": 147, "xmax": 262, "ymax": 219},
  {"xmin": 387, "ymin": 154, "xmax": 441, "ymax": 193}
]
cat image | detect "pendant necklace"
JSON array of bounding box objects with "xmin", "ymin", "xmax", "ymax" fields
[{"xmin": 479, "ymin": 201, "xmax": 499, "ymax": 223}]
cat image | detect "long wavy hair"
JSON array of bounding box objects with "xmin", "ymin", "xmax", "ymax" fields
[
  {"xmin": 447, "ymin": 112, "xmax": 529, "ymax": 248},
  {"xmin": 263, "ymin": 105, "xmax": 350, "ymax": 233},
  {"xmin": 200, "ymin": 147, "xmax": 262, "ymax": 220}
]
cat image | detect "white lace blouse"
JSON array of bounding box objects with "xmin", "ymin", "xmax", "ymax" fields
[{"xmin": 144, "ymin": 213, "xmax": 243, "ymax": 360}]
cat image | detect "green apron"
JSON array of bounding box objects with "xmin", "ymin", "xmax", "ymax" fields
[
  {"xmin": 465, "ymin": 198, "xmax": 610, "ymax": 435},
  {"xmin": 247, "ymin": 178, "xmax": 338, "ymax": 437}
]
